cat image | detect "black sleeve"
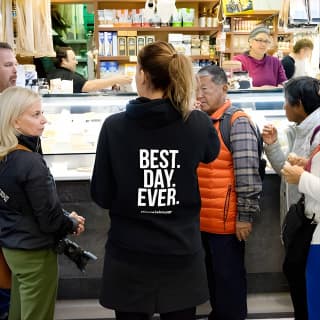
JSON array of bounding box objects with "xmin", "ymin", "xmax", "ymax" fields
[
  {"xmin": 90, "ymin": 119, "xmax": 115, "ymax": 209},
  {"xmin": 73, "ymin": 72, "xmax": 87, "ymax": 93},
  {"xmin": 281, "ymin": 56, "xmax": 295, "ymax": 79},
  {"xmin": 24, "ymin": 155, "xmax": 76, "ymax": 238}
]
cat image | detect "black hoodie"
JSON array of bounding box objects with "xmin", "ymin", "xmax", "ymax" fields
[{"xmin": 91, "ymin": 98, "xmax": 220, "ymax": 265}]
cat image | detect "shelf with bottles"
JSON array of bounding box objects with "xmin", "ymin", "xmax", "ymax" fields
[
  {"xmin": 94, "ymin": 1, "xmax": 220, "ymax": 77},
  {"xmin": 95, "ymin": 0, "xmax": 219, "ymax": 27},
  {"xmin": 97, "ymin": 31, "xmax": 217, "ymax": 70},
  {"xmin": 97, "ymin": 26, "xmax": 217, "ymax": 32}
]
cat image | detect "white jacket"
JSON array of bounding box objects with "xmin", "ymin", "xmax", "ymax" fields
[
  {"xmin": 265, "ymin": 107, "xmax": 320, "ymax": 225},
  {"xmin": 299, "ymin": 151, "xmax": 320, "ymax": 222}
]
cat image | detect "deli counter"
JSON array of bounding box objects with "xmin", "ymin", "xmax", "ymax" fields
[{"xmin": 41, "ymin": 91, "xmax": 290, "ymax": 299}]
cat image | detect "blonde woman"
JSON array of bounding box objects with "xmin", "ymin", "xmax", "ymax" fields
[{"xmin": 0, "ymin": 87, "xmax": 85, "ymax": 320}]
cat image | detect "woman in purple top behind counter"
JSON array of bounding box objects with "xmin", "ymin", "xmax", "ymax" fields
[{"xmin": 233, "ymin": 26, "xmax": 287, "ymax": 88}]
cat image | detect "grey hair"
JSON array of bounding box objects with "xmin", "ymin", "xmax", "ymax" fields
[{"xmin": 197, "ymin": 65, "xmax": 228, "ymax": 85}]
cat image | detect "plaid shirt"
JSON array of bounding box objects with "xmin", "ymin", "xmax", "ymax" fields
[{"xmin": 230, "ymin": 116, "xmax": 262, "ymax": 222}]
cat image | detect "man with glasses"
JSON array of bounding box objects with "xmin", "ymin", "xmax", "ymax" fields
[{"xmin": 233, "ymin": 26, "xmax": 287, "ymax": 88}]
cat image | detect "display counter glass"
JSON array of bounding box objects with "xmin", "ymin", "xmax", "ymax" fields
[
  {"xmin": 42, "ymin": 93, "xmax": 136, "ymax": 180},
  {"xmin": 42, "ymin": 89, "xmax": 290, "ymax": 180}
]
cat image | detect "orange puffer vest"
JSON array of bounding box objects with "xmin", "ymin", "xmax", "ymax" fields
[{"xmin": 197, "ymin": 100, "xmax": 238, "ymax": 234}]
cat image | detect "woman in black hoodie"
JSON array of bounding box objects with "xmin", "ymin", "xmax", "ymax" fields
[
  {"xmin": 91, "ymin": 41, "xmax": 220, "ymax": 320},
  {"xmin": 0, "ymin": 87, "xmax": 85, "ymax": 320}
]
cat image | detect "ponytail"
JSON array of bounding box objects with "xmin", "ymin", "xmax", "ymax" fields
[{"xmin": 167, "ymin": 54, "xmax": 195, "ymax": 119}]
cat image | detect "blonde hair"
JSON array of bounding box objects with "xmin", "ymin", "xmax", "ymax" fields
[
  {"xmin": 137, "ymin": 41, "xmax": 195, "ymax": 119},
  {"xmin": 0, "ymin": 87, "xmax": 40, "ymax": 158}
]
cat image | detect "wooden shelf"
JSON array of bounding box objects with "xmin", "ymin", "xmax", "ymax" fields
[
  {"xmin": 94, "ymin": 0, "xmax": 221, "ymax": 77},
  {"xmin": 225, "ymin": 10, "xmax": 278, "ymax": 18},
  {"xmin": 52, "ymin": 0, "xmax": 91, "ymax": 3},
  {"xmin": 96, "ymin": 0, "xmax": 217, "ymax": 3},
  {"xmin": 97, "ymin": 26, "xmax": 219, "ymax": 33},
  {"xmin": 98, "ymin": 55, "xmax": 216, "ymax": 62},
  {"xmin": 64, "ymin": 39, "xmax": 88, "ymax": 44}
]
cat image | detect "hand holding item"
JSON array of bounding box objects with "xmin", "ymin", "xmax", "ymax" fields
[
  {"xmin": 287, "ymin": 152, "xmax": 308, "ymax": 167},
  {"xmin": 69, "ymin": 211, "xmax": 85, "ymax": 235},
  {"xmin": 262, "ymin": 124, "xmax": 277, "ymax": 145},
  {"xmin": 236, "ymin": 221, "xmax": 252, "ymax": 242},
  {"xmin": 281, "ymin": 161, "xmax": 305, "ymax": 184}
]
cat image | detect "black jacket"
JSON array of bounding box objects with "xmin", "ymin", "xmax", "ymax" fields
[
  {"xmin": 281, "ymin": 55, "xmax": 295, "ymax": 79},
  {"xmin": 91, "ymin": 97, "xmax": 220, "ymax": 264},
  {"xmin": 0, "ymin": 136, "xmax": 76, "ymax": 249}
]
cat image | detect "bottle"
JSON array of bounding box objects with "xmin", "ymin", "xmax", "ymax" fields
[
  {"xmin": 209, "ymin": 37, "xmax": 216, "ymax": 60},
  {"xmin": 38, "ymin": 78, "xmax": 50, "ymax": 95},
  {"xmin": 199, "ymin": 7, "xmax": 207, "ymax": 28},
  {"xmin": 31, "ymin": 79, "xmax": 39, "ymax": 93},
  {"xmin": 206, "ymin": 8, "xmax": 213, "ymax": 27},
  {"xmin": 212, "ymin": 7, "xmax": 219, "ymax": 28}
]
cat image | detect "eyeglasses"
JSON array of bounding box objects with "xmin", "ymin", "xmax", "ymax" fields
[{"xmin": 253, "ymin": 38, "xmax": 271, "ymax": 45}]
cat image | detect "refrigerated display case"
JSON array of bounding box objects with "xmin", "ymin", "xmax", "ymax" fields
[
  {"xmin": 42, "ymin": 93, "xmax": 137, "ymax": 180},
  {"xmin": 42, "ymin": 90, "xmax": 289, "ymax": 299},
  {"xmin": 228, "ymin": 88, "xmax": 291, "ymax": 158}
]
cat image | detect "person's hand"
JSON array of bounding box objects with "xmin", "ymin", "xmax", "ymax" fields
[
  {"xmin": 281, "ymin": 162, "xmax": 304, "ymax": 184},
  {"xmin": 236, "ymin": 221, "xmax": 252, "ymax": 241},
  {"xmin": 113, "ymin": 75, "xmax": 132, "ymax": 85},
  {"xmin": 287, "ymin": 153, "xmax": 308, "ymax": 167},
  {"xmin": 69, "ymin": 211, "xmax": 85, "ymax": 235},
  {"xmin": 262, "ymin": 124, "xmax": 277, "ymax": 145}
]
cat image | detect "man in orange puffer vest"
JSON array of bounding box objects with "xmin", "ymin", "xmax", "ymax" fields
[{"xmin": 197, "ymin": 65, "xmax": 262, "ymax": 320}]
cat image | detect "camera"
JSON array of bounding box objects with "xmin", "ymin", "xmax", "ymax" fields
[{"xmin": 55, "ymin": 238, "xmax": 97, "ymax": 272}]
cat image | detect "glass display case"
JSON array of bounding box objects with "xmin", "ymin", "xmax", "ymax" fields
[
  {"xmin": 42, "ymin": 89, "xmax": 289, "ymax": 180},
  {"xmin": 228, "ymin": 88, "xmax": 291, "ymax": 157},
  {"xmin": 42, "ymin": 93, "xmax": 137, "ymax": 180}
]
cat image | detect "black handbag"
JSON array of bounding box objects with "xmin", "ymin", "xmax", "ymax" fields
[{"xmin": 281, "ymin": 196, "xmax": 315, "ymax": 251}]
